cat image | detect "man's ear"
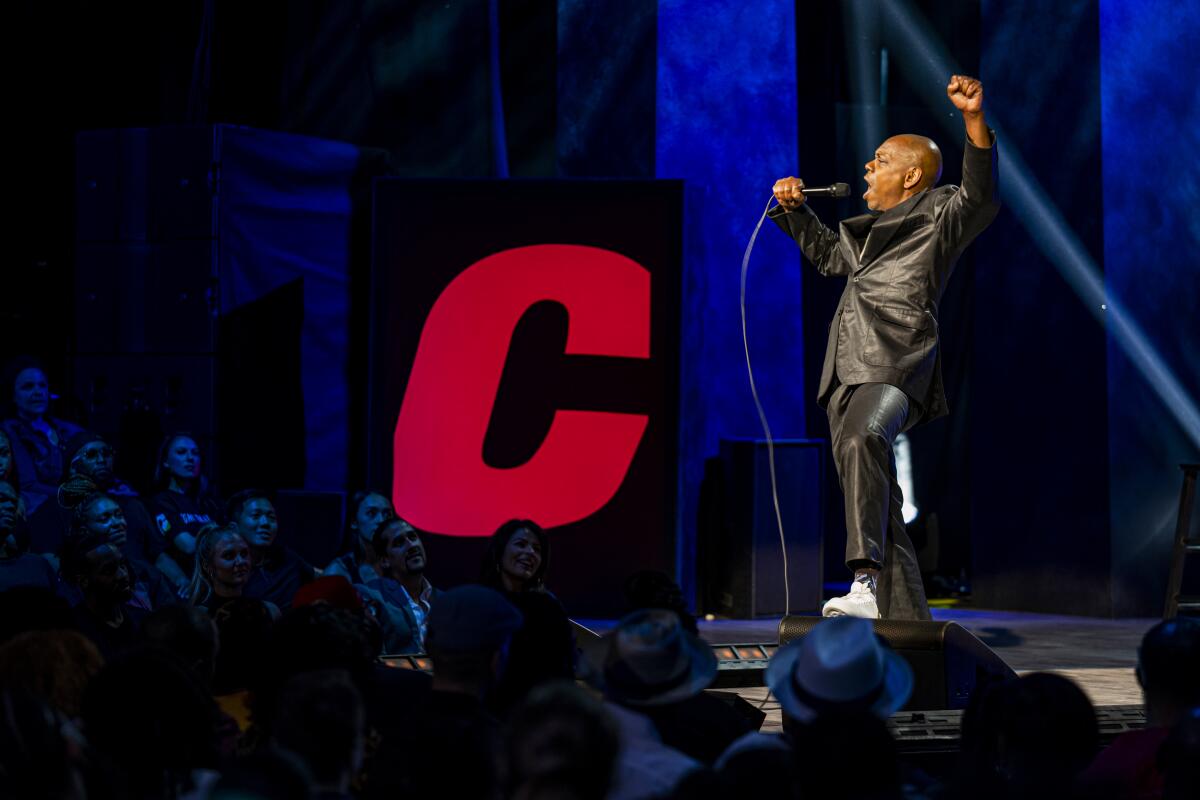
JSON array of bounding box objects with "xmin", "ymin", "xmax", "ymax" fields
[{"xmin": 904, "ymin": 166, "xmax": 924, "ymax": 190}]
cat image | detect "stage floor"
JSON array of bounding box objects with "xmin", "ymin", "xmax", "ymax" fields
[{"xmin": 578, "ymin": 608, "xmax": 1156, "ymax": 732}]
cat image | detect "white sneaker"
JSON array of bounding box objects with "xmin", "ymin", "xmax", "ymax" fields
[{"xmin": 822, "ymin": 576, "xmax": 880, "ymax": 619}]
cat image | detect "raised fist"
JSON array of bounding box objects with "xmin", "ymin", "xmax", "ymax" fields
[
  {"xmin": 947, "ymin": 75, "xmax": 984, "ymax": 116},
  {"xmin": 773, "ymin": 176, "xmax": 806, "ymax": 209}
]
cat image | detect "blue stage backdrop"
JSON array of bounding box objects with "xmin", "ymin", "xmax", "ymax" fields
[
  {"xmin": 656, "ymin": 0, "xmax": 806, "ymax": 605},
  {"xmin": 1101, "ymin": 0, "xmax": 1200, "ymax": 615}
]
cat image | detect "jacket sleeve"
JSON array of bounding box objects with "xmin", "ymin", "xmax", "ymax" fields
[
  {"xmin": 937, "ymin": 131, "xmax": 1001, "ymax": 256},
  {"xmin": 768, "ymin": 204, "xmax": 852, "ymax": 277}
]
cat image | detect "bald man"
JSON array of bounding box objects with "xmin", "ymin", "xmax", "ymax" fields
[{"xmin": 769, "ymin": 75, "xmax": 999, "ymax": 620}]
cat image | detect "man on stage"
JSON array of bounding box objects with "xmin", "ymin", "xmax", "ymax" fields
[{"xmin": 770, "ymin": 75, "xmax": 999, "ymax": 620}]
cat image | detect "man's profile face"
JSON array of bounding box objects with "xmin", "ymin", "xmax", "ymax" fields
[
  {"xmin": 84, "ymin": 544, "xmax": 133, "ymax": 603},
  {"xmin": 863, "ymin": 139, "xmax": 915, "ymax": 212},
  {"xmin": 383, "ymin": 521, "xmax": 425, "ymax": 579}
]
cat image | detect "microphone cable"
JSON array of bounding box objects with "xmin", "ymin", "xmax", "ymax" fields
[{"xmin": 739, "ymin": 195, "xmax": 790, "ymax": 616}]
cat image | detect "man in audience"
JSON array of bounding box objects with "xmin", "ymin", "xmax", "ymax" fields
[
  {"xmin": 273, "ymin": 669, "xmax": 366, "ymax": 800},
  {"xmin": 389, "ymin": 585, "xmax": 523, "ymax": 799},
  {"xmin": 364, "ymin": 517, "xmax": 437, "ymax": 653},
  {"xmin": 594, "ymin": 608, "xmax": 753, "ymax": 765},
  {"xmin": 0, "ymin": 480, "xmax": 56, "ymax": 592},
  {"xmin": 61, "ymin": 531, "xmax": 149, "ymax": 658},
  {"xmin": 1078, "ymin": 617, "xmax": 1200, "ymax": 798},
  {"xmin": 228, "ymin": 489, "xmax": 315, "ymax": 609}
]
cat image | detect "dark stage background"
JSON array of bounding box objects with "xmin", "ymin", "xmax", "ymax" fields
[{"xmin": 6, "ymin": 0, "xmax": 1197, "ymax": 617}]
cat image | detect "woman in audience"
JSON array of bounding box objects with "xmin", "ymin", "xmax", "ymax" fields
[
  {"xmin": 147, "ymin": 433, "xmax": 223, "ymax": 578},
  {"xmin": 480, "ymin": 519, "xmax": 575, "ymax": 716},
  {"xmin": 65, "ymin": 489, "xmax": 178, "ymax": 611},
  {"xmin": 325, "ymin": 489, "xmax": 394, "ymax": 583},
  {"xmin": 228, "ymin": 489, "xmax": 316, "ymax": 610},
  {"xmin": 1, "ymin": 357, "xmax": 82, "ymax": 514},
  {"xmin": 187, "ymin": 524, "xmax": 254, "ymax": 616},
  {"xmin": 0, "ymin": 480, "xmax": 56, "ymax": 593}
]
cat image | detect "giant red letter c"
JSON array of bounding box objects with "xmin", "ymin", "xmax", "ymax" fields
[{"xmin": 392, "ymin": 244, "xmax": 650, "ymax": 536}]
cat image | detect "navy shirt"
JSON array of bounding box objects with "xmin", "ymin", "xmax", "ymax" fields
[
  {"xmin": 243, "ymin": 545, "xmax": 315, "ymax": 610},
  {"xmin": 148, "ymin": 488, "xmax": 222, "ymax": 574},
  {"xmin": 0, "ymin": 553, "xmax": 57, "ymax": 593}
]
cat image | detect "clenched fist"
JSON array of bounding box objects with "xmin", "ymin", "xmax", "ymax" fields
[
  {"xmin": 773, "ymin": 176, "xmax": 806, "ymax": 210},
  {"xmin": 947, "ymin": 75, "xmax": 984, "ymax": 116}
]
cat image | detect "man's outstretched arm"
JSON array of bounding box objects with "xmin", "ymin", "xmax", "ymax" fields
[{"xmin": 767, "ymin": 176, "xmax": 852, "ymax": 277}]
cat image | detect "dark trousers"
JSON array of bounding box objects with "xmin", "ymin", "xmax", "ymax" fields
[{"xmin": 827, "ymin": 382, "xmax": 931, "ymax": 620}]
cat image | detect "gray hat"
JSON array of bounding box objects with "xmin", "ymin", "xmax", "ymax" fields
[
  {"xmin": 593, "ymin": 609, "xmax": 717, "ymax": 706},
  {"xmin": 425, "ymin": 585, "xmax": 523, "ymax": 653},
  {"xmin": 766, "ymin": 616, "xmax": 913, "ymax": 723}
]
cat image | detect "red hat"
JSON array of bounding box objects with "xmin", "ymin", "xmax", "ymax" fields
[{"xmin": 292, "ymin": 575, "xmax": 364, "ymax": 612}]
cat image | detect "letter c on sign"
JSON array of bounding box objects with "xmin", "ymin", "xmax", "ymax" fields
[{"xmin": 392, "ymin": 244, "xmax": 651, "ymax": 536}]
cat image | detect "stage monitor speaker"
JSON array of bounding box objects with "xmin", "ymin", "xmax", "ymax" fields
[
  {"xmin": 777, "ymin": 616, "xmax": 1017, "ymax": 711},
  {"xmin": 702, "ymin": 439, "xmax": 826, "ymax": 617},
  {"xmin": 273, "ymin": 490, "xmax": 346, "ymax": 569}
]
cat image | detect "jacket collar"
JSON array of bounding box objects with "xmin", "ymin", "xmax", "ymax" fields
[{"xmin": 849, "ymin": 190, "xmax": 930, "ymax": 271}]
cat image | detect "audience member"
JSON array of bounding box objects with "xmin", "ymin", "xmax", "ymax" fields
[
  {"xmin": 0, "ymin": 630, "xmax": 103, "ymax": 718},
  {"xmin": 147, "ymin": 433, "xmax": 223, "ymax": 579},
  {"xmin": 0, "ymin": 585, "xmax": 74, "ymax": 645},
  {"xmin": 480, "ymin": 519, "xmax": 576, "ymax": 716},
  {"xmin": 593, "ymin": 608, "xmax": 752, "ymax": 765},
  {"xmin": 188, "ymin": 524, "xmax": 255, "ymax": 615},
  {"xmin": 623, "ymin": 570, "xmax": 699, "ymax": 635},
  {"xmin": 718, "ymin": 616, "xmax": 913, "ymax": 766},
  {"xmin": 293, "ymin": 575, "xmax": 387, "ymax": 656},
  {"xmin": 80, "ymin": 646, "xmax": 223, "ymax": 799},
  {"xmin": 958, "ymin": 671, "xmax": 1098, "ymax": 800},
  {"xmin": 1, "ymin": 357, "xmax": 82, "ymax": 514},
  {"xmin": 55, "ymin": 491, "xmax": 179, "ymax": 611},
  {"xmin": 228, "ymin": 489, "xmax": 315, "ymax": 610},
  {"xmin": 364, "ymin": 517, "xmax": 437, "ymax": 653},
  {"xmin": 211, "ymin": 597, "xmax": 277, "ymax": 731},
  {"xmin": 0, "ymin": 689, "xmax": 90, "ymax": 800},
  {"xmin": 0, "ymin": 479, "xmax": 57, "ymax": 592},
  {"xmin": 0, "ymin": 429, "xmax": 25, "ymax": 519},
  {"xmin": 504, "ymin": 681, "xmax": 619, "ymax": 800},
  {"xmin": 325, "ymin": 489, "xmax": 394, "ymax": 584},
  {"xmin": 142, "ymin": 604, "xmax": 220, "ymax": 689},
  {"xmin": 60, "ymin": 531, "xmax": 149, "ymax": 658},
  {"xmin": 386, "ymin": 585, "xmax": 523, "ymax": 799},
  {"xmin": 272, "ymin": 669, "xmax": 366, "ymax": 800},
  {"xmin": 1078, "ymin": 617, "xmax": 1200, "ymax": 799}
]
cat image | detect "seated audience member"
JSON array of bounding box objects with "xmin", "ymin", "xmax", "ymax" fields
[
  {"xmin": 0, "ymin": 585, "xmax": 74, "ymax": 645},
  {"xmin": 147, "ymin": 433, "xmax": 223, "ymax": 579},
  {"xmin": 228, "ymin": 489, "xmax": 315, "ymax": 610},
  {"xmin": 293, "ymin": 575, "xmax": 386, "ymax": 656},
  {"xmin": 624, "ymin": 570, "xmax": 699, "ymax": 635},
  {"xmin": 80, "ymin": 646, "xmax": 223, "ymax": 799},
  {"xmin": 211, "ymin": 597, "xmax": 277, "ymax": 732},
  {"xmin": 1078, "ymin": 617, "xmax": 1200, "ymax": 799},
  {"xmin": 60, "ymin": 491, "xmax": 178, "ymax": 611},
  {"xmin": 593, "ymin": 609, "xmax": 752, "ymax": 765},
  {"xmin": 249, "ymin": 603, "xmax": 430, "ymax": 798},
  {"xmin": 324, "ymin": 490, "xmax": 394, "ymax": 583},
  {"xmin": 60, "ymin": 531, "xmax": 149, "ymax": 658},
  {"xmin": 480, "ymin": 519, "xmax": 576, "ymax": 715},
  {"xmin": 187, "ymin": 524, "xmax": 254, "ymax": 616},
  {"xmin": 719, "ymin": 616, "xmax": 913, "ymax": 766},
  {"xmin": 0, "ymin": 429, "xmax": 25, "ymax": 519},
  {"xmin": 364, "ymin": 517, "xmax": 437, "ymax": 654},
  {"xmin": 0, "ymin": 480, "xmax": 56, "ymax": 592},
  {"xmin": 0, "ymin": 689, "xmax": 92, "ymax": 800},
  {"xmin": 958, "ymin": 672, "xmax": 1098, "ymax": 800},
  {"xmin": 142, "ymin": 605, "xmax": 220, "ymax": 689},
  {"xmin": 505, "ymin": 681, "xmax": 620, "ymax": 800},
  {"xmin": 1, "ymin": 357, "xmax": 83, "ymax": 514},
  {"xmin": 272, "ymin": 669, "xmax": 366, "ymax": 800},
  {"xmin": 389, "ymin": 585, "xmax": 524, "ymax": 799},
  {"xmin": 0, "ymin": 629, "xmax": 104, "ymax": 718}
]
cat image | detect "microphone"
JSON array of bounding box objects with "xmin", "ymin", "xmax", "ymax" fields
[{"xmin": 802, "ymin": 182, "xmax": 850, "ymax": 198}]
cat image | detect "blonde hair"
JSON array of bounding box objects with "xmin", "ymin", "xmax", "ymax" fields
[{"xmin": 186, "ymin": 524, "xmax": 248, "ymax": 607}]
